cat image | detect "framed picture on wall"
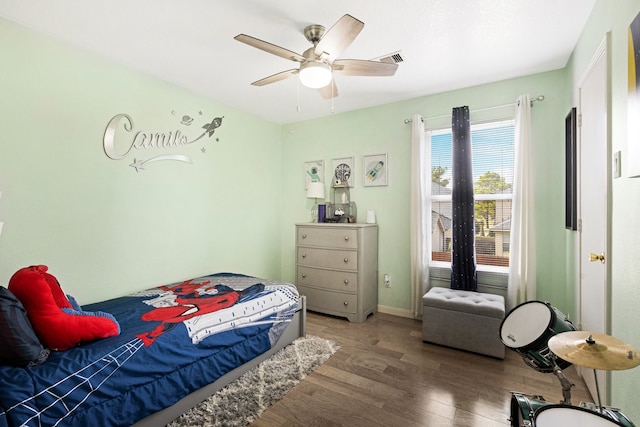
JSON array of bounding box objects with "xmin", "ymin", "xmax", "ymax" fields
[
  {"xmin": 331, "ymin": 157, "xmax": 354, "ymax": 187},
  {"xmin": 629, "ymin": 10, "xmax": 640, "ymax": 176},
  {"xmin": 304, "ymin": 160, "xmax": 324, "ymax": 189},
  {"xmin": 363, "ymin": 154, "xmax": 388, "ymax": 187},
  {"xmin": 565, "ymin": 107, "xmax": 577, "ymax": 230}
]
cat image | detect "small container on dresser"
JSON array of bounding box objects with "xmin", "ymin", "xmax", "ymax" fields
[{"xmin": 295, "ymin": 223, "xmax": 378, "ymax": 322}]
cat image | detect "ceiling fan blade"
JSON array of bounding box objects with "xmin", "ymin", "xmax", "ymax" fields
[
  {"xmin": 332, "ymin": 59, "xmax": 398, "ymax": 76},
  {"xmin": 234, "ymin": 34, "xmax": 305, "ymax": 63},
  {"xmin": 314, "ymin": 14, "xmax": 364, "ymax": 61},
  {"xmin": 251, "ymin": 69, "xmax": 299, "ymax": 86},
  {"xmin": 318, "ymin": 80, "xmax": 338, "ymax": 99}
]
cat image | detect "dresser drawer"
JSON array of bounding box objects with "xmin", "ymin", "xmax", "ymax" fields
[
  {"xmin": 296, "ymin": 285, "xmax": 358, "ymax": 316},
  {"xmin": 297, "ymin": 247, "xmax": 358, "ymax": 270},
  {"xmin": 297, "ymin": 266, "xmax": 358, "ymax": 292},
  {"xmin": 297, "ymin": 226, "xmax": 358, "ymax": 249}
]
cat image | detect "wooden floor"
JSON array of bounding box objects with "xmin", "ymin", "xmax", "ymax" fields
[{"xmin": 251, "ymin": 311, "xmax": 595, "ymax": 427}]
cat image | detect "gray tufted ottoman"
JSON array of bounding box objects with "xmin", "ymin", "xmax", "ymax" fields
[{"xmin": 422, "ymin": 287, "xmax": 505, "ymax": 358}]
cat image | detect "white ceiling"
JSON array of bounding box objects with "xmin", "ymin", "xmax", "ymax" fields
[{"xmin": 0, "ymin": 0, "xmax": 596, "ymax": 124}]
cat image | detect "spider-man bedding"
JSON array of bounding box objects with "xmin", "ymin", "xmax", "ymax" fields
[{"xmin": 0, "ymin": 273, "xmax": 300, "ymax": 427}]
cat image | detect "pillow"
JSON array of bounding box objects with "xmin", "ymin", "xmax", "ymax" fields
[
  {"xmin": 8, "ymin": 265, "xmax": 120, "ymax": 351},
  {"xmin": 0, "ymin": 286, "xmax": 50, "ymax": 367}
]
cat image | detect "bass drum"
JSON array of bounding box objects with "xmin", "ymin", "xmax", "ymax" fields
[
  {"xmin": 510, "ymin": 392, "xmax": 549, "ymax": 427},
  {"xmin": 534, "ymin": 405, "xmax": 635, "ymax": 427},
  {"xmin": 500, "ymin": 300, "xmax": 576, "ymax": 372}
]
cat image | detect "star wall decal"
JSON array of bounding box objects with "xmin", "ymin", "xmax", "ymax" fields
[{"xmin": 130, "ymin": 158, "xmax": 145, "ymax": 172}]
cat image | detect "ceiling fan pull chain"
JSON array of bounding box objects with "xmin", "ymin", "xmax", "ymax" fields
[
  {"xmin": 331, "ymin": 85, "xmax": 334, "ymax": 114},
  {"xmin": 297, "ymin": 78, "xmax": 301, "ymax": 113}
]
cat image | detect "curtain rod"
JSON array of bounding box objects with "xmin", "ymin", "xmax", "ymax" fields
[{"xmin": 403, "ymin": 95, "xmax": 545, "ymax": 124}]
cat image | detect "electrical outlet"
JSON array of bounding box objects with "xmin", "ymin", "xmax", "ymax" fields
[{"xmin": 384, "ymin": 274, "xmax": 391, "ymax": 288}]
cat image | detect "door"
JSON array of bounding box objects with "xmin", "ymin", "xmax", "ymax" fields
[{"xmin": 578, "ymin": 35, "xmax": 610, "ymax": 404}]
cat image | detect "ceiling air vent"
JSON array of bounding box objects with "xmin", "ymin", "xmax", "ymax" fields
[{"xmin": 374, "ymin": 51, "xmax": 404, "ymax": 64}]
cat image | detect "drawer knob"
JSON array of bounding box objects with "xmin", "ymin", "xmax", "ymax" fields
[
  {"xmin": 343, "ymin": 279, "xmax": 349, "ymax": 285},
  {"xmin": 302, "ymin": 234, "xmax": 307, "ymax": 239},
  {"xmin": 301, "ymin": 273, "xmax": 307, "ymax": 278},
  {"xmin": 301, "ymin": 254, "xmax": 307, "ymax": 258},
  {"xmin": 343, "ymin": 301, "xmax": 349, "ymax": 306},
  {"xmin": 344, "ymin": 236, "xmax": 350, "ymax": 241},
  {"xmin": 343, "ymin": 258, "xmax": 349, "ymax": 263}
]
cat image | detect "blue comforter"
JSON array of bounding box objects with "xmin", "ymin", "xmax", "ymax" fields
[{"xmin": 0, "ymin": 273, "xmax": 299, "ymax": 427}]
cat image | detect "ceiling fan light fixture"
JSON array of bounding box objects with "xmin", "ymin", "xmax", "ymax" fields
[{"xmin": 299, "ymin": 62, "xmax": 332, "ymax": 88}]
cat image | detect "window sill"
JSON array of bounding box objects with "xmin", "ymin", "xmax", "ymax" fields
[{"xmin": 429, "ymin": 261, "xmax": 508, "ymax": 275}]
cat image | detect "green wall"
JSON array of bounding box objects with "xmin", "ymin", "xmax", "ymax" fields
[
  {"xmin": 0, "ymin": 18, "xmax": 283, "ymax": 304},
  {"xmin": 280, "ymin": 71, "xmax": 572, "ymax": 316},
  {"xmin": 0, "ymin": 15, "xmax": 575, "ymax": 318}
]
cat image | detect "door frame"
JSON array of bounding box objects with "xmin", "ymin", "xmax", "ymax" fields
[{"xmin": 576, "ymin": 32, "xmax": 612, "ymax": 404}]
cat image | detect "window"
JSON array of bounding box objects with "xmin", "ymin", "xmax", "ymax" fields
[{"xmin": 429, "ymin": 120, "xmax": 515, "ymax": 269}]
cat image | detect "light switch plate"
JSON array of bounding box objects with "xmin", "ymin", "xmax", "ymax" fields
[{"xmin": 614, "ymin": 151, "xmax": 621, "ymax": 178}]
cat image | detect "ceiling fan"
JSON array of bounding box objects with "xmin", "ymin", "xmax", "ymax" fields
[{"xmin": 234, "ymin": 14, "xmax": 399, "ymax": 99}]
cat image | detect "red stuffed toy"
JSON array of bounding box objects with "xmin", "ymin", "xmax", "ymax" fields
[{"xmin": 8, "ymin": 265, "xmax": 120, "ymax": 351}]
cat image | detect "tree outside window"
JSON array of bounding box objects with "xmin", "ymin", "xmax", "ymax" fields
[{"xmin": 428, "ymin": 120, "xmax": 514, "ymax": 269}]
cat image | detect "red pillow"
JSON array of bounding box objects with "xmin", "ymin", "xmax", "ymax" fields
[{"xmin": 8, "ymin": 265, "xmax": 119, "ymax": 351}]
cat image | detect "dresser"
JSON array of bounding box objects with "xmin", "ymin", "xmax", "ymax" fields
[{"xmin": 295, "ymin": 223, "xmax": 378, "ymax": 322}]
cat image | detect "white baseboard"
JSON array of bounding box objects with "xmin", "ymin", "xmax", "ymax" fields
[{"xmin": 377, "ymin": 305, "xmax": 413, "ymax": 319}]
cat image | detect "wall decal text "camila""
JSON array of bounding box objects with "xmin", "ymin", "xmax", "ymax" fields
[{"xmin": 103, "ymin": 113, "xmax": 223, "ymax": 172}]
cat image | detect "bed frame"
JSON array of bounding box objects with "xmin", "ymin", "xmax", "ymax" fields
[{"xmin": 132, "ymin": 296, "xmax": 306, "ymax": 427}]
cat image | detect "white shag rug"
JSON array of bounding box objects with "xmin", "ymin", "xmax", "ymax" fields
[{"xmin": 167, "ymin": 335, "xmax": 339, "ymax": 427}]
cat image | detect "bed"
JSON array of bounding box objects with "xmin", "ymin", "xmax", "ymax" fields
[{"xmin": 0, "ymin": 272, "xmax": 306, "ymax": 427}]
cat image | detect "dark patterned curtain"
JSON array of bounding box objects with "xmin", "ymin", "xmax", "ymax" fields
[{"xmin": 450, "ymin": 106, "xmax": 477, "ymax": 291}]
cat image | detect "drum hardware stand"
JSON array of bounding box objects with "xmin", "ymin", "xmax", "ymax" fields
[
  {"xmin": 583, "ymin": 335, "xmax": 605, "ymax": 413},
  {"xmin": 551, "ymin": 356, "xmax": 574, "ymax": 405},
  {"xmin": 592, "ymin": 367, "xmax": 604, "ymax": 413}
]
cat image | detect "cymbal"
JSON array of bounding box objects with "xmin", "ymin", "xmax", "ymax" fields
[{"xmin": 548, "ymin": 331, "xmax": 640, "ymax": 370}]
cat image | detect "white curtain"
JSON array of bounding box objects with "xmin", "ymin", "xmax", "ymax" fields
[
  {"xmin": 410, "ymin": 114, "xmax": 430, "ymax": 318},
  {"xmin": 507, "ymin": 94, "xmax": 536, "ymax": 310}
]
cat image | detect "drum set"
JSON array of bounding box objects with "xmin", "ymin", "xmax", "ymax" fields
[{"xmin": 500, "ymin": 300, "xmax": 640, "ymax": 426}]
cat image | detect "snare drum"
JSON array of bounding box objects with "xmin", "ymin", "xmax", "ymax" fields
[
  {"xmin": 534, "ymin": 405, "xmax": 635, "ymax": 427},
  {"xmin": 510, "ymin": 392, "xmax": 549, "ymax": 427},
  {"xmin": 500, "ymin": 300, "xmax": 576, "ymax": 372}
]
